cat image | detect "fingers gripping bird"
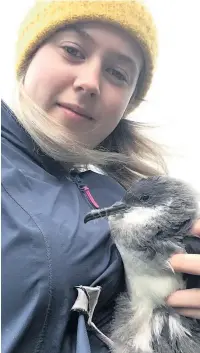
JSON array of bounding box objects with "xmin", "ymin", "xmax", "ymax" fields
[{"xmin": 84, "ymin": 176, "xmax": 200, "ymax": 353}]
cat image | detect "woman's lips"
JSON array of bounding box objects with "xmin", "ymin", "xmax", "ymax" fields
[{"xmin": 57, "ymin": 104, "xmax": 93, "ymax": 121}]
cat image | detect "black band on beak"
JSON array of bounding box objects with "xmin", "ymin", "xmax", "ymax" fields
[{"xmin": 84, "ymin": 202, "xmax": 127, "ymax": 224}]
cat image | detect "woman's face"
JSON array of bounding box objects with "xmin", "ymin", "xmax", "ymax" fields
[{"xmin": 24, "ymin": 21, "xmax": 143, "ymax": 148}]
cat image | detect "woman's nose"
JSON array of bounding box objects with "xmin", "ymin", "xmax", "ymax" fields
[{"xmin": 73, "ymin": 63, "xmax": 101, "ymax": 98}]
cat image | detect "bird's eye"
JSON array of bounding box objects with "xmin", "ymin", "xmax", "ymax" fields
[{"xmin": 140, "ymin": 194, "xmax": 150, "ymax": 202}]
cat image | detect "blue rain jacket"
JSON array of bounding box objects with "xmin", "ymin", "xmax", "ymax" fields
[{"xmin": 1, "ymin": 100, "xmax": 126, "ymax": 353}]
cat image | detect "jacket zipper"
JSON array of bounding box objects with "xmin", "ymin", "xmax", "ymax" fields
[{"xmin": 70, "ymin": 171, "xmax": 99, "ymax": 209}]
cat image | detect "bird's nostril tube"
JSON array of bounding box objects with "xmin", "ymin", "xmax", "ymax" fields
[{"xmin": 84, "ymin": 203, "xmax": 128, "ymax": 223}]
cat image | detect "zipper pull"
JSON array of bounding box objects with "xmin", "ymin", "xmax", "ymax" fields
[
  {"xmin": 69, "ymin": 170, "xmax": 99, "ymax": 209},
  {"xmin": 82, "ymin": 186, "xmax": 99, "ymax": 209}
]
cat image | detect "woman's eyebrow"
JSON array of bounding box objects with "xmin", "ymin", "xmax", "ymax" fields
[
  {"xmin": 70, "ymin": 25, "xmax": 96, "ymax": 45},
  {"xmin": 68, "ymin": 25, "xmax": 137, "ymax": 68}
]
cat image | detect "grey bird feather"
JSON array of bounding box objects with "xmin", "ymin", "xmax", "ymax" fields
[{"xmin": 84, "ymin": 176, "xmax": 200, "ymax": 353}]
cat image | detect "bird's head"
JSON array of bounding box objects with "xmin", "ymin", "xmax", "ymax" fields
[{"xmin": 84, "ymin": 176, "xmax": 198, "ymax": 252}]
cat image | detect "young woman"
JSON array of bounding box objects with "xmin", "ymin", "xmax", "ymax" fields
[{"xmin": 2, "ymin": 1, "xmax": 200, "ymax": 352}]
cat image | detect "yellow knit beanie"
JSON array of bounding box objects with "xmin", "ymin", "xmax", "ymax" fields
[{"xmin": 15, "ymin": 0, "xmax": 158, "ymax": 108}]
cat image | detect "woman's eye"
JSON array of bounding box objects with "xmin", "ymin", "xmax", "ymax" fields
[
  {"xmin": 63, "ymin": 46, "xmax": 84, "ymax": 58},
  {"xmin": 108, "ymin": 68, "xmax": 127, "ymax": 82}
]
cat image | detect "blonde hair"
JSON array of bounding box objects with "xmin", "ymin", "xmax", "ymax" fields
[{"xmin": 11, "ymin": 75, "xmax": 167, "ymax": 190}]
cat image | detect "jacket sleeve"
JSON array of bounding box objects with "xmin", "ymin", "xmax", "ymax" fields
[
  {"xmin": 183, "ymin": 236, "xmax": 200, "ymax": 289},
  {"xmin": 1, "ymin": 183, "xmax": 51, "ymax": 353}
]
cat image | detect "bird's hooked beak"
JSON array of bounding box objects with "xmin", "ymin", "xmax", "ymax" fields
[{"xmin": 84, "ymin": 201, "xmax": 128, "ymax": 224}]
